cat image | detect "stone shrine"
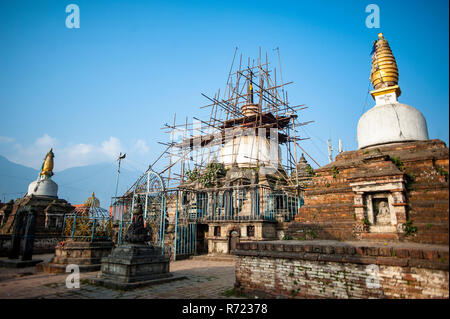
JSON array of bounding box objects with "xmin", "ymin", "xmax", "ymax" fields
[
  {"xmin": 91, "ymin": 197, "xmax": 185, "ymax": 290},
  {"xmin": 37, "ymin": 192, "xmax": 114, "ymax": 273}
]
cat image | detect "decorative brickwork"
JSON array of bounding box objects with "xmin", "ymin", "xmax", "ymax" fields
[
  {"xmin": 234, "ymin": 240, "xmax": 449, "ymax": 298},
  {"xmin": 292, "ymin": 140, "xmax": 449, "ymax": 245}
]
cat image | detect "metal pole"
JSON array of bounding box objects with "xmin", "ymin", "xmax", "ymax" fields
[
  {"xmin": 91, "ymin": 215, "xmax": 96, "ymax": 242},
  {"xmin": 174, "ymin": 192, "xmax": 179, "ymax": 261},
  {"xmin": 114, "ymin": 152, "xmax": 126, "ymax": 200},
  {"xmin": 72, "ymin": 215, "xmax": 77, "ymax": 239}
]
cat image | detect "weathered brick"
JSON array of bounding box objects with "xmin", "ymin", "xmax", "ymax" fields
[
  {"xmin": 366, "ymin": 247, "xmax": 379, "ymax": 256},
  {"xmin": 408, "ymin": 249, "xmax": 423, "ymax": 259},
  {"xmin": 293, "ymin": 245, "xmax": 304, "ymax": 253},
  {"xmin": 379, "ymin": 247, "xmax": 392, "ymax": 257},
  {"xmin": 422, "ymin": 250, "xmax": 439, "ymax": 260},
  {"xmin": 394, "ymin": 248, "xmax": 410, "ymax": 258},
  {"xmin": 304, "ymin": 245, "xmax": 313, "ymax": 253},
  {"xmin": 376, "ymin": 256, "xmax": 408, "ymax": 267},
  {"xmin": 344, "ymin": 246, "xmax": 356, "ymax": 255}
]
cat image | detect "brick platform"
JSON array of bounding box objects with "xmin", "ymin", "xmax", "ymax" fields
[
  {"xmin": 291, "ymin": 140, "xmax": 449, "ymax": 245},
  {"xmin": 234, "ymin": 240, "xmax": 449, "ymax": 299}
]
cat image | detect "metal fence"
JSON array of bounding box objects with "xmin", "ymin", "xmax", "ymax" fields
[
  {"xmin": 172, "ymin": 185, "xmax": 303, "ymax": 260},
  {"xmin": 62, "ymin": 206, "xmax": 112, "ymax": 242}
]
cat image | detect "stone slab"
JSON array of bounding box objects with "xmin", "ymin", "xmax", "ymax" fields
[
  {"xmin": 191, "ymin": 255, "xmax": 236, "ymax": 262},
  {"xmin": 0, "ymin": 259, "xmax": 43, "ymax": 268},
  {"xmin": 89, "ymin": 273, "xmax": 188, "ymax": 291}
]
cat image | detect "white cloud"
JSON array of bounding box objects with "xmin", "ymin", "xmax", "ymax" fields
[
  {"xmin": 100, "ymin": 137, "xmax": 122, "ymax": 159},
  {"xmin": 3, "ymin": 134, "xmax": 152, "ymax": 172},
  {"xmin": 0, "ymin": 136, "xmax": 14, "ymax": 143},
  {"xmin": 133, "ymin": 139, "xmax": 149, "ymax": 153},
  {"xmin": 35, "ymin": 134, "xmax": 57, "ymax": 148}
]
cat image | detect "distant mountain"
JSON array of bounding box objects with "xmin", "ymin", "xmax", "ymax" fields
[
  {"xmin": 0, "ymin": 155, "xmax": 39, "ymax": 201},
  {"xmin": 0, "ymin": 155, "xmax": 141, "ymax": 208}
]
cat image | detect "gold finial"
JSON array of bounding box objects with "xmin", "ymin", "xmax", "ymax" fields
[
  {"xmin": 40, "ymin": 148, "xmax": 54, "ymax": 178},
  {"xmin": 84, "ymin": 192, "xmax": 100, "ymax": 207},
  {"xmin": 370, "ymin": 34, "xmax": 399, "ymax": 91}
]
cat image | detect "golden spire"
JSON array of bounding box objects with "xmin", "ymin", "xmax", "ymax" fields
[
  {"xmin": 40, "ymin": 148, "xmax": 54, "ymax": 178},
  {"xmin": 370, "ymin": 33, "xmax": 401, "ymax": 99}
]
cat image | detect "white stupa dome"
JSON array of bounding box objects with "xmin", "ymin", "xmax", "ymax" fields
[
  {"xmin": 357, "ymin": 98, "xmax": 429, "ymax": 149},
  {"xmin": 219, "ymin": 135, "xmax": 282, "ymax": 168},
  {"xmin": 27, "ymin": 178, "xmax": 58, "ymax": 198}
]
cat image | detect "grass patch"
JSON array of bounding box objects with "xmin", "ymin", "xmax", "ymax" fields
[
  {"xmin": 389, "ymin": 156, "xmax": 405, "ymax": 171},
  {"xmin": 403, "ymin": 219, "xmax": 418, "ymax": 236},
  {"xmin": 222, "ymin": 287, "xmax": 247, "ymax": 298},
  {"xmin": 332, "ymin": 166, "xmax": 339, "ymax": 179}
]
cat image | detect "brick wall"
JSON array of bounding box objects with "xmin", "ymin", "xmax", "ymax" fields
[
  {"xmin": 234, "ymin": 241, "xmax": 449, "ymax": 299},
  {"xmin": 0, "ymin": 234, "xmax": 62, "ymax": 256}
]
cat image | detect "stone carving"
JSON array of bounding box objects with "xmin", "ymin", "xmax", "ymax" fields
[
  {"xmin": 375, "ymin": 201, "xmax": 391, "ymax": 225},
  {"xmin": 8, "ymin": 206, "xmax": 37, "ymax": 261},
  {"xmin": 125, "ymin": 197, "xmax": 152, "ymax": 244}
]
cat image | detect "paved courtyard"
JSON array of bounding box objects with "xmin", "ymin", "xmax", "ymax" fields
[{"xmin": 0, "ymin": 254, "xmax": 240, "ymax": 299}]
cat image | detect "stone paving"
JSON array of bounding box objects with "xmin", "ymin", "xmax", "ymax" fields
[{"xmin": 0, "ymin": 254, "xmax": 241, "ymax": 299}]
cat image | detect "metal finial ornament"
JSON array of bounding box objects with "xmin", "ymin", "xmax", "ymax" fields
[{"xmin": 370, "ymin": 33, "xmax": 399, "ymax": 91}]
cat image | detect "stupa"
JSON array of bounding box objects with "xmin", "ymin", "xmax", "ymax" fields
[
  {"xmin": 26, "ymin": 148, "xmax": 58, "ymax": 197},
  {"xmin": 290, "ymin": 33, "xmax": 449, "ymax": 244},
  {"xmin": 357, "ymin": 33, "xmax": 429, "ymax": 148},
  {"xmin": 0, "ymin": 149, "xmax": 74, "ymax": 257}
]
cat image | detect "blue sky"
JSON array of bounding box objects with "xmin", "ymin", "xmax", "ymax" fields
[{"xmin": 0, "ymin": 0, "xmax": 448, "ymax": 176}]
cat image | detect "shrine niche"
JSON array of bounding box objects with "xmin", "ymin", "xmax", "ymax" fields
[
  {"xmin": 363, "ymin": 193, "xmax": 396, "ymax": 232},
  {"xmin": 44, "ymin": 200, "xmax": 66, "ymax": 231},
  {"xmin": 346, "ymin": 151, "xmax": 411, "ymax": 240}
]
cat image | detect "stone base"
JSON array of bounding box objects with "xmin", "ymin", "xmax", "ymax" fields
[
  {"xmin": 51, "ymin": 240, "xmax": 114, "ymax": 266},
  {"xmin": 98, "ymin": 243, "xmax": 173, "ymax": 287},
  {"xmin": 36, "ymin": 262, "xmax": 101, "ymax": 273},
  {"xmin": 89, "ymin": 273, "xmax": 187, "ymax": 291},
  {"xmin": 0, "ymin": 258, "xmax": 43, "ymax": 268}
]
